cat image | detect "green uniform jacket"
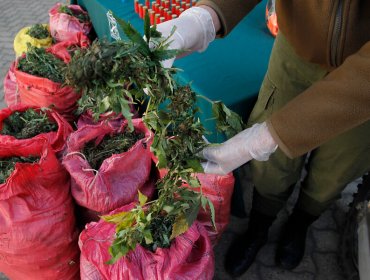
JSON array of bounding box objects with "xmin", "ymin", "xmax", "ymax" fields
[{"xmin": 197, "ymin": 0, "xmax": 370, "ymax": 158}]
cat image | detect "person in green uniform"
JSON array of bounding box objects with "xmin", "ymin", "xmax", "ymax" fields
[{"xmin": 156, "ymin": 1, "xmax": 370, "ymax": 277}]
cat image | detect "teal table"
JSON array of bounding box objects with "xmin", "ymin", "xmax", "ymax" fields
[{"xmin": 71, "ymin": 0, "xmax": 274, "ymax": 143}]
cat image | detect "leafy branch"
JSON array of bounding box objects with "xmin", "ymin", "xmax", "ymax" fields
[
  {"xmin": 103, "ymin": 83, "xmax": 215, "ymax": 262},
  {"xmin": 65, "ymin": 11, "xmax": 178, "ymax": 131},
  {"xmin": 71, "ymin": 13, "xmax": 243, "ymax": 263}
]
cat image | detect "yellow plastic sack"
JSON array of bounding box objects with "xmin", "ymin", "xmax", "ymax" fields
[{"xmin": 14, "ymin": 24, "xmax": 52, "ymax": 57}]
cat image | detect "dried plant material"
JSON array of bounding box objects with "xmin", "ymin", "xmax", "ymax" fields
[
  {"xmin": 17, "ymin": 45, "xmax": 66, "ymax": 83},
  {"xmin": 1, "ymin": 109, "xmax": 58, "ymax": 139},
  {"xmin": 82, "ymin": 131, "xmax": 144, "ymax": 170},
  {"xmin": 26, "ymin": 24, "xmax": 50, "ymax": 39}
]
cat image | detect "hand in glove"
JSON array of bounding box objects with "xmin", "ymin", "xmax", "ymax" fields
[
  {"xmin": 154, "ymin": 6, "xmax": 218, "ymax": 68},
  {"xmin": 200, "ymin": 122, "xmax": 278, "ymax": 175}
]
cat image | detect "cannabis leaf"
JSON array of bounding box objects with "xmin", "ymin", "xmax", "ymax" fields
[
  {"xmin": 115, "ymin": 14, "xmax": 151, "ymax": 57},
  {"xmin": 212, "ymin": 101, "xmax": 245, "ymax": 138}
]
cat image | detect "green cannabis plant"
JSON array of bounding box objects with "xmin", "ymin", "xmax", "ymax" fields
[
  {"xmin": 17, "ymin": 45, "xmax": 66, "ymax": 83},
  {"xmin": 82, "ymin": 130, "xmax": 144, "ymax": 170},
  {"xmin": 26, "ymin": 24, "xmax": 50, "ymax": 39},
  {"xmin": 1, "ymin": 109, "xmax": 58, "ymax": 139},
  {"xmin": 65, "ymin": 12, "xmax": 178, "ymax": 130},
  {"xmin": 72, "ymin": 12, "xmax": 245, "ymax": 263},
  {"xmin": 103, "ymin": 84, "xmax": 214, "ymax": 263}
]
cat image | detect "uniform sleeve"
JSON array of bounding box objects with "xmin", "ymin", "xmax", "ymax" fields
[
  {"xmin": 266, "ymin": 41, "xmax": 370, "ymax": 158},
  {"xmin": 196, "ymin": 0, "xmax": 261, "ymax": 36}
]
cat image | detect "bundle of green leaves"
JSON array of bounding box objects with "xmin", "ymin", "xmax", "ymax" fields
[
  {"xmin": 0, "ymin": 156, "xmax": 39, "ymax": 184},
  {"xmin": 17, "ymin": 45, "xmax": 66, "ymax": 83},
  {"xmin": 208, "ymin": 99, "xmax": 246, "ymax": 138},
  {"xmin": 26, "ymin": 24, "xmax": 50, "ymax": 39},
  {"xmin": 58, "ymin": 5, "xmax": 90, "ymax": 23},
  {"xmin": 1, "ymin": 109, "xmax": 58, "ymax": 139},
  {"xmin": 103, "ymin": 85, "xmax": 211, "ymax": 261},
  {"xmin": 65, "ymin": 13, "xmax": 178, "ymax": 130}
]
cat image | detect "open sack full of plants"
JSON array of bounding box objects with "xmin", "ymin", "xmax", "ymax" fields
[
  {"xmin": 0, "ymin": 140, "xmax": 80, "ymax": 280},
  {"xmin": 62, "ymin": 118, "xmax": 155, "ymax": 221},
  {"xmin": 13, "ymin": 24, "xmax": 52, "ymax": 57},
  {"xmin": 14, "ymin": 44, "xmax": 81, "ymax": 121},
  {"xmin": 49, "ymin": 3, "xmax": 92, "ymax": 43},
  {"xmin": 3, "ymin": 62, "xmax": 20, "ymax": 107},
  {"xmin": 79, "ymin": 203, "xmax": 214, "ymax": 280},
  {"xmin": 0, "ymin": 105, "xmax": 73, "ymax": 154}
]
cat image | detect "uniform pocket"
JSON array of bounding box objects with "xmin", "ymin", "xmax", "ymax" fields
[
  {"xmin": 258, "ymin": 75, "xmax": 276, "ymax": 111},
  {"xmin": 247, "ymin": 75, "xmax": 276, "ymax": 125}
]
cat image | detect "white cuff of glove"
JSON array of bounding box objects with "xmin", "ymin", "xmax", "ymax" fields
[{"xmin": 248, "ymin": 122, "xmax": 278, "ymax": 161}]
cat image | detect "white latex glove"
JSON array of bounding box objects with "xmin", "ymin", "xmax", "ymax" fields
[
  {"xmin": 155, "ymin": 7, "xmax": 216, "ymax": 68},
  {"xmin": 200, "ymin": 122, "xmax": 278, "ymax": 175}
]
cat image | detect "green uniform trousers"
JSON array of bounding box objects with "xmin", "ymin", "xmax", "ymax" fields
[{"xmin": 247, "ymin": 33, "xmax": 370, "ymax": 217}]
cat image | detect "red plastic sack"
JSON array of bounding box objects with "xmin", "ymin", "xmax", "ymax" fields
[
  {"xmin": 48, "ymin": 33, "xmax": 90, "ymax": 63},
  {"xmin": 193, "ymin": 173, "xmax": 235, "ymax": 245},
  {"xmin": 77, "ymin": 107, "xmax": 139, "ymax": 128},
  {"xmin": 14, "ymin": 50, "xmax": 80, "ymax": 122},
  {"xmin": 0, "ymin": 141, "xmax": 79, "ymax": 280},
  {"xmin": 3, "ymin": 62, "xmax": 20, "ymax": 107},
  {"xmin": 49, "ymin": 3, "xmax": 92, "ymax": 42},
  {"xmin": 0, "ymin": 105, "xmax": 73, "ymax": 154},
  {"xmin": 77, "ymin": 111, "xmax": 125, "ymax": 128},
  {"xmin": 79, "ymin": 204, "xmax": 214, "ymax": 280},
  {"xmin": 62, "ymin": 118, "xmax": 155, "ymax": 217},
  {"xmin": 74, "ymin": 171, "xmax": 158, "ymax": 229}
]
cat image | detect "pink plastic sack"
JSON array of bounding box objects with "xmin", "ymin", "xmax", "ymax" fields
[
  {"xmin": 3, "ymin": 62, "xmax": 20, "ymax": 107},
  {"xmin": 48, "ymin": 33, "xmax": 90, "ymax": 63},
  {"xmin": 49, "ymin": 3, "xmax": 92, "ymax": 42},
  {"xmin": 0, "ymin": 141, "xmax": 80, "ymax": 280},
  {"xmin": 77, "ymin": 111, "xmax": 125, "ymax": 128},
  {"xmin": 79, "ymin": 204, "xmax": 215, "ymax": 280},
  {"xmin": 193, "ymin": 173, "xmax": 235, "ymax": 245},
  {"xmin": 0, "ymin": 105, "xmax": 73, "ymax": 154},
  {"xmin": 77, "ymin": 107, "xmax": 139, "ymax": 128},
  {"xmin": 74, "ymin": 170, "xmax": 158, "ymax": 228},
  {"xmin": 62, "ymin": 118, "xmax": 155, "ymax": 218}
]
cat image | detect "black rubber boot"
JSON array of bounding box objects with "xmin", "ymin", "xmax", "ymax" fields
[
  {"xmin": 224, "ymin": 209, "xmax": 275, "ymax": 277},
  {"xmin": 276, "ymin": 208, "xmax": 318, "ymax": 269}
]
